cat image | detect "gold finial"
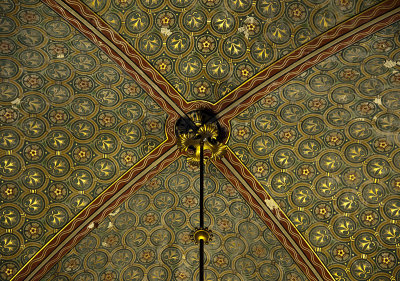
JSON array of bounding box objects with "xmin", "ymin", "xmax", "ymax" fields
[
  {"xmin": 176, "ymin": 111, "xmax": 226, "ymax": 166},
  {"xmin": 190, "ymin": 227, "xmax": 213, "ymax": 244}
]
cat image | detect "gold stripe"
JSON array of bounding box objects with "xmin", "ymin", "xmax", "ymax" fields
[{"xmin": 222, "ymin": 152, "xmax": 330, "ymax": 281}]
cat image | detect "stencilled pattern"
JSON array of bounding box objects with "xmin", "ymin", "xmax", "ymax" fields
[
  {"xmin": 81, "ymin": 0, "xmax": 383, "ymax": 103},
  {"xmin": 41, "ymin": 157, "xmax": 307, "ymax": 281},
  {"xmin": 229, "ymin": 20, "xmax": 400, "ymax": 280},
  {"xmin": 0, "ymin": 1, "xmax": 166, "ymax": 279}
]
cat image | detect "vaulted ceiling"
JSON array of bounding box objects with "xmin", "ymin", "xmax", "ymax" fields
[{"xmin": 1, "ymin": 0, "xmax": 400, "ymax": 280}]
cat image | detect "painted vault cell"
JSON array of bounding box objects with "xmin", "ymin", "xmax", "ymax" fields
[
  {"xmin": 42, "ymin": 157, "xmax": 307, "ymax": 281},
  {"xmin": 1, "ymin": 0, "xmax": 400, "ymax": 280},
  {"xmin": 229, "ymin": 20, "xmax": 400, "ymax": 281},
  {"xmin": 81, "ymin": 0, "xmax": 384, "ymax": 103},
  {"xmin": 0, "ymin": 0, "xmax": 167, "ymax": 277}
]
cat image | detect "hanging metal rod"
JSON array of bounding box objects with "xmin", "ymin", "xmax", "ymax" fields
[{"xmin": 199, "ymin": 140, "xmax": 204, "ymax": 281}]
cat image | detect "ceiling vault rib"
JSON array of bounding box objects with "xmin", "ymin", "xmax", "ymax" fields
[
  {"xmin": 49, "ymin": 0, "xmax": 188, "ymax": 119},
  {"xmin": 13, "ymin": 145, "xmax": 180, "ymax": 281},
  {"xmin": 5, "ymin": 0, "xmax": 400, "ymax": 280},
  {"xmin": 215, "ymin": 0, "xmax": 400, "ymax": 118},
  {"xmin": 219, "ymin": 154, "xmax": 333, "ymax": 281}
]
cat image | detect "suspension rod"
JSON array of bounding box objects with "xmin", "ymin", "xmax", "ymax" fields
[
  {"xmin": 200, "ymin": 140, "xmax": 204, "ymax": 229},
  {"xmin": 199, "ymin": 239, "xmax": 204, "ymax": 281}
]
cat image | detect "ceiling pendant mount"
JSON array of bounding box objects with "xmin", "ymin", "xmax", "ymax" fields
[
  {"xmin": 176, "ymin": 110, "xmax": 226, "ymax": 281},
  {"xmin": 176, "ymin": 110, "xmax": 227, "ymax": 166},
  {"xmin": 190, "ymin": 227, "xmax": 213, "ymax": 245}
]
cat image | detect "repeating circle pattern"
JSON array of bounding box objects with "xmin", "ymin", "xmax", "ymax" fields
[
  {"xmin": 0, "ymin": 1, "xmax": 168, "ymax": 278},
  {"xmin": 1, "ymin": 1, "xmax": 400, "ymax": 281},
  {"xmin": 79, "ymin": 0, "xmax": 381, "ymax": 103},
  {"xmin": 47, "ymin": 158, "xmax": 307, "ymax": 280},
  {"xmin": 229, "ymin": 19, "xmax": 400, "ymax": 281}
]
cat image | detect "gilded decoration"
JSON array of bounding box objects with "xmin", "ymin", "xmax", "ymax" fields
[
  {"xmin": 0, "ymin": 0, "xmax": 167, "ymax": 277},
  {"xmin": 42, "ymin": 157, "xmax": 307, "ymax": 281},
  {"xmin": 81, "ymin": 0, "xmax": 383, "ymax": 103},
  {"xmin": 1, "ymin": 0, "xmax": 400, "ymax": 280},
  {"xmin": 176, "ymin": 110, "xmax": 227, "ymax": 166},
  {"xmin": 229, "ymin": 20, "xmax": 400, "ymax": 280}
]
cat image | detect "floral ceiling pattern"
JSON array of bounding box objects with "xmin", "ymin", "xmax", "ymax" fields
[
  {"xmin": 41, "ymin": 157, "xmax": 307, "ymax": 281},
  {"xmin": 82, "ymin": 0, "xmax": 383, "ymax": 102},
  {"xmin": 0, "ymin": 0, "xmax": 399, "ymax": 281},
  {"xmin": 229, "ymin": 20, "xmax": 400, "ymax": 280},
  {"xmin": 0, "ymin": 0, "xmax": 167, "ymax": 279}
]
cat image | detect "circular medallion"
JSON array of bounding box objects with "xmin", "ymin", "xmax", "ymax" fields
[
  {"xmin": 354, "ymin": 232, "xmax": 377, "ymax": 254},
  {"xmin": 350, "ymin": 259, "xmax": 373, "ymax": 280},
  {"xmin": 138, "ymin": 33, "xmax": 162, "ymax": 56},
  {"xmin": 21, "ymin": 117, "xmax": 46, "ymax": 138},
  {"xmin": 337, "ymin": 192, "xmax": 359, "ymax": 213},
  {"xmin": 46, "ymin": 84, "xmax": 71, "ymax": 104},
  {"xmin": 87, "ymin": 252, "xmax": 107, "ymax": 270},
  {"xmin": 114, "ymin": 212, "xmax": 136, "ymax": 230},
  {"xmin": 334, "ymin": 217, "xmax": 356, "ymax": 238},
  {"xmin": 46, "ymin": 206, "xmax": 68, "ymax": 228},
  {"xmin": 366, "ymin": 158, "xmax": 390, "ymax": 179},
  {"xmin": 0, "ymin": 233, "xmax": 20, "ymax": 256},
  {"xmin": 206, "ymin": 57, "xmax": 230, "ymax": 80},
  {"xmin": 319, "ymin": 152, "xmax": 342, "ymax": 173},
  {"xmin": 271, "ymin": 172, "xmax": 293, "ymax": 193},
  {"xmin": 123, "ymin": 266, "xmax": 144, "ymax": 281},
  {"xmin": 46, "ymin": 62, "xmax": 71, "ymax": 81},
  {"xmin": 21, "ymin": 94, "xmax": 46, "ymax": 114},
  {"xmin": 95, "ymin": 133, "xmax": 118, "ymax": 154},
  {"xmin": 150, "ymin": 229, "xmax": 171, "ymax": 246},
  {"xmin": 178, "ymin": 56, "xmax": 202, "ymax": 78},
  {"xmin": 19, "ymin": 49, "xmax": 45, "ymax": 68},
  {"xmin": 0, "ymin": 155, "xmax": 20, "ymax": 176},
  {"xmin": 0, "ymin": 82, "xmax": 19, "ymax": 102},
  {"xmin": 348, "ymin": 121, "xmax": 372, "ymax": 140},
  {"xmin": 119, "ymin": 123, "xmax": 141, "ymax": 144},
  {"xmin": 96, "ymin": 88, "xmax": 120, "ymax": 107},
  {"xmin": 223, "ymin": 36, "xmax": 246, "ymax": 59},
  {"xmin": 154, "ymin": 192, "xmax": 175, "ymax": 209},
  {"xmin": 250, "ymin": 40, "xmax": 273, "ymax": 63},
  {"xmin": 17, "ymin": 28, "xmax": 43, "ymax": 47},
  {"xmin": 94, "ymin": 158, "xmax": 116, "ymax": 180},
  {"xmin": 183, "ymin": 10, "xmax": 207, "ymax": 32},
  {"xmin": 0, "ymin": 206, "xmax": 21, "ymax": 229},
  {"xmin": 45, "ymin": 20, "xmax": 70, "ymax": 38},
  {"xmin": 331, "ymin": 86, "xmax": 355, "ymax": 104},
  {"xmin": 310, "ymin": 74, "xmax": 334, "ymax": 92},
  {"xmin": 344, "ymin": 143, "xmax": 368, "ymax": 163},
  {"xmin": 309, "ymin": 226, "xmax": 331, "ymax": 247},
  {"xmin": 167, "ymin": 32, "xmax": 190, "ymax": 55},
  {"xmin": 125, "ymin": 229, "xmax": 147, "ymax": 248},
  {"xmin": 256, "ymin": 0, "xmax": 280, "ymax": 18},
  {"xmin": 22, "ymin": 167, "xmax": 45, "ymax": 189},
  {"xmin": 382, "ymin": 91, "xmax": 400, "ymax": 110},
  {"xmin": 280, "ymin": 104, "xmax": 303, "ymax": 123},
  {"xmin": 71, "ymin": 97, "xmax": 95, "ymax": 116},
  {"xmin": 316, "ymin": 176, "xmax": 338, "ymax": 197},
  {"xmin": 71, "ymin": 120, "xmax": 95, "ymax": 140},
  {"xmin": 22, "ymin": 193, "xmax": 45, "ymax": 215},
  {"xmin": 47, "ymin": 156, "xmax": 70, "ymax": 177},
  {"xmin": 358, "ymin": 78, "xmax": 384, "ymax": 97},
  {"xmin": 211, "ymin": 12, "xmax": 235, "ymax": 34},
  {"xmin": 70, "ymin": 169, "xmax": 93, "ymax": 191},
  {"xmin": 342, "ymin": 45, "xmax": 367, "ymax": 63},
  {"xmin": 71, "ymin": 54, "xmax": 96, "ymax": 72},
  {"xmin": 0, "ymin": 129, "xmax": 20, "ymax": 150},
  {"xmin": 128, "ymin": 194, "xmax": 149, "ymax": 212}
]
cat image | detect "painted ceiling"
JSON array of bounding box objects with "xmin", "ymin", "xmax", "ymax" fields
[{"xmin": 0, "ymin": 0, "xmax": 399, "ymax": 281}]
